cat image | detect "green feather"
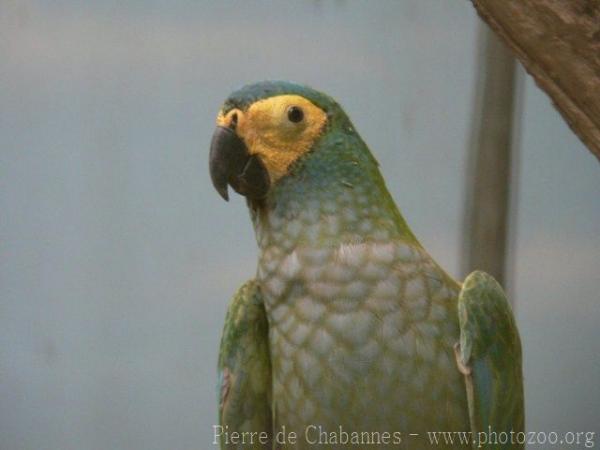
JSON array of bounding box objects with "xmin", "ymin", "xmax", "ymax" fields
[{"xmin": 217, "ymin": 280, "xmax": 271, "ymax": 450}]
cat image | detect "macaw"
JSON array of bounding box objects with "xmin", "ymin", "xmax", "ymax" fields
[{"xmin": 210, "ymin": 81, "xmax": 523, "ymax": 449}]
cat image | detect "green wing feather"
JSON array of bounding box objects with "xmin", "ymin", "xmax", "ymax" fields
[
  {"xmin": 217, "ymin": 280, "xmax": 272, "ymax": 450},
  {"xmin": 455, "ymin": 271, "xmax": 524, "ymax": 449}
]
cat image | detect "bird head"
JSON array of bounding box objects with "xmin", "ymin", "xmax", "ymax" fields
[{"xmin": 209, "ymin": 81, "xmax": 354, "ymax": 202}]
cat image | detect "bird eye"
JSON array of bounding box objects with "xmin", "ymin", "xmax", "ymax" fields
[{"xmin": 287, "ymin": 106, "xmax": 304, "ymax": 123}]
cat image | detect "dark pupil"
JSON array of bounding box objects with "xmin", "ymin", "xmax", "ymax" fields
[{"xmin": 287, "ymin": 106, "xmax": 304, "ymax": 123}]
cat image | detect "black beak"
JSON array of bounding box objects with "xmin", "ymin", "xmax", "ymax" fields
[{"xmin": 209, "ymin": 126, "xmax": 270, "ymax": 201}]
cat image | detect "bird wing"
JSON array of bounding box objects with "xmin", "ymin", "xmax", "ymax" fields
[
  {"xmin": 217, "ymin": 280, "xmax": 272, "ymax": 450},
  {"xmin": 454, "ymin": 271, "xmax": 524, "ymax": 449}
]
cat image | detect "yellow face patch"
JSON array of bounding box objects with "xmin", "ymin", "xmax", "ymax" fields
[{"xmin": 217, "ymin": 95, "xmax": 327, "ymax": 182}]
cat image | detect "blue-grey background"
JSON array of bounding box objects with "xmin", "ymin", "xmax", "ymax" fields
[{"xmin": 1, "ymin": 1, "xmax": 599, "ymax": 449}]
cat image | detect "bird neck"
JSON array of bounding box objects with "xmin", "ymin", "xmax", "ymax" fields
[{"xmin": 249, "ymin": 130, "xmax": 419, "ymax": 253}]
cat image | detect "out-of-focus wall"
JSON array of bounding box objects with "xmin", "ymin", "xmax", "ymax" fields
[
  {"xmin": 513, "ymin": 69, "xmax": 600, "ymax": 439},
  {"xmin": 1, "ymin": 2, "xmax": 598, "ymax": 449}
]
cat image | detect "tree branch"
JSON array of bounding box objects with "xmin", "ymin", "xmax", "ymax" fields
[{"xmin": 471, "ymin": 0, "xmax": 600, "ymax": 161}]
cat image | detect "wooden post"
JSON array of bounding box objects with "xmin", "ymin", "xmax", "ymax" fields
[{"xmin": 462, "ymin": 25, "xmax": 517, "ymax": 288}]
